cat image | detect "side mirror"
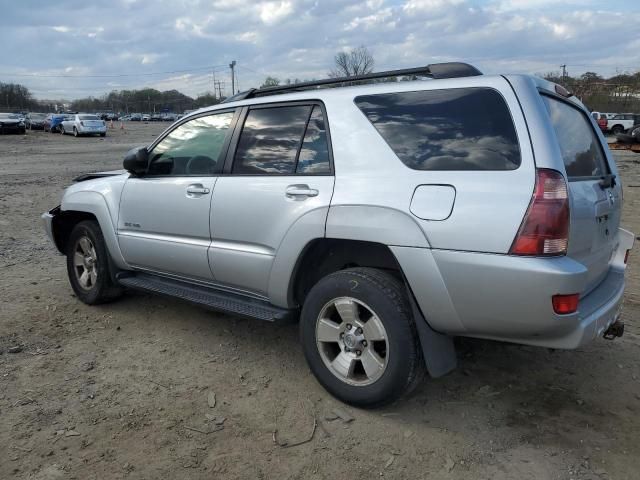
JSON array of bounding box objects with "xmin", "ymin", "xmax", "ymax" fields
[{"xmin": 123, "ymin": 146, "xmax": 149, "ymax": 175}]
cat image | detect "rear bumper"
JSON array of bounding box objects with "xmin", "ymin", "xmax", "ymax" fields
[
  {"xmin": 78, "ymin": 126, "xmax": 107, "ymax": 134},
  {"xmin": 391, "ymin": 228, "xmax": 635, "ymax": 349}
]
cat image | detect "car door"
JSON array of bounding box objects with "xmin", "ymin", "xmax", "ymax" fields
[
  {"xmin": 117, "ymin": 109, "xmax": 237, "ymax": 280},
  {"xmin": 209, "ymin": 103, "xmax": 335, "ymax": 296}
]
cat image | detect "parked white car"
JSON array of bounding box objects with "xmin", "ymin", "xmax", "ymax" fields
[
  {"xmin": 607, "ymin": 113, "xmax": 640, "ymax": 135},
  {"xmin": 60, "ymin": 114, "xmax": 107, "ymax": 137}
]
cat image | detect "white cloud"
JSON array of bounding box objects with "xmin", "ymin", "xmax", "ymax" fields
[
  {"xmin": 259, "ymin": 1, "xmax": 294, "ymax": 25},
  {"xmin": 2, "ymin": 0, "xmax": 640, "ymax": 100}
]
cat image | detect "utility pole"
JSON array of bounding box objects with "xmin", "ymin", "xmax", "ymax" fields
[
  {"xmin": 560, "ymin": 64, "xmax": 567, "ymax": 84},
  {"xmin": 229, "ymin": 60, "xmax": 236, "ymax": 95}
]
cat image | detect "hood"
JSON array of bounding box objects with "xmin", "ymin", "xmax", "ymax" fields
[{"xmin": 73, "ymin": 169, "xmax": 128, "ymax": 183}]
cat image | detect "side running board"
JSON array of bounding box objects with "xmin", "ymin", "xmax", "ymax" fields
[{"xmin": 116, "ymin": 273, "xmax": 297, "ymax": 323}]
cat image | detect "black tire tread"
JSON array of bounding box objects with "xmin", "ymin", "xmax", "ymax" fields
[{"xmin": 301, "ymin": 267, "xmax": 425, "ymax": 408}]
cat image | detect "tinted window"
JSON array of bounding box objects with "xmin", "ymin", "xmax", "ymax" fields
[
  {"xmin": 354, "ymin": 88, "xmax": 521, "ymax": 171},
  {"xmin": 234, "ymin": 106, "xmax": 311, "ymax": 174},
  {"xmin": 148, "ymin": 111, "xmax": 234, "ymax": 176},
  {"xmin": 297, "ymin": 106, "xmax": 331, "ymax": 174},
  {"xmin": 542, "ymin": 95, "xmax": 607, "ymax": 178}
]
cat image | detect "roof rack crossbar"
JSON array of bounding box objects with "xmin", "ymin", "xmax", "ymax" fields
[{"xmin": 221, "ymin": 62, "xmax": 482, "ymax": 103}]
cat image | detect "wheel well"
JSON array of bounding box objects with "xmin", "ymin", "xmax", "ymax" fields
[
  {"xmin": 51, "ymin": 210, "xmax": 98, "ymax": 254},
  {"xmin": 289, "ymin": 238, "xmax": 402, "ymax": 306}
]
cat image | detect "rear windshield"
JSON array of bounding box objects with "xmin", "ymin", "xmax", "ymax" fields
[
  {"xmin": 79, "ymin": 115, "xmax": 100, "ymax": 120},
  {"xmin": 541, "ymin": 95, "xmax": 608, "ymax": 179},
  {"xmin": 354, "ymin": 87, "xmax": 521, "ymax": 171}
]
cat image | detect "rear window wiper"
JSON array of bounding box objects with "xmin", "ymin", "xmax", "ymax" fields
[{"xmin": 598, "ymin": 174, "xmax": 616, "ymax": 189}]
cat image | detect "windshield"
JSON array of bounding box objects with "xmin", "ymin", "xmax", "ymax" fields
[{"xmin": 79, "ymin": 115, "xmax": 100, "ymax": 120}]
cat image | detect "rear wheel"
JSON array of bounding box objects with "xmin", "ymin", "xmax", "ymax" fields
[
  {"xmin": 300, "ymin": 267, "xmax": 424, "ymax": 407},
  {"xmin": 612, "ymin": 124, "xmax": 624, "ymax": 135},
  {"xmin": 66, "ymin": 220, "xmax": 122, "ymax": 305}
]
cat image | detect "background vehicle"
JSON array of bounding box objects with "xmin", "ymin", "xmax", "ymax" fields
[
  {"xmin": 42, "ymin": 63, "xmax": 634, "ymax": 407},
  {"xmin": 0, "ymin": 112, "xmax": 26, "ymax": 134},
  {"xmin": 60, "ymin": 114, "xmax": 107, "ymax": 137},
  {"xmin": 25, "ymin": 112, "xmax": 47, "ymax": 130},
  {"xmin": 141, "ymin": 113, "xmax": 151, "ymax": 122},
  {"xmin": 591, "ymin": 111, "xmax": 611, "ymax": 132},
  {"xmin": 130, "ymin": 113, "xmax": 142, "ymax": 121},
  {"xmin": 607, "ymin": 113, "xmax": 640, "ymax": 134},
  {"xmin": 44, "ymin": 114, "xmax": 68, "ymax": 133}
]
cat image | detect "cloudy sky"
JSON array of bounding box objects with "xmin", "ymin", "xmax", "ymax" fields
[{"xmin": 1, "ymin": 0, "xmax": 639, "ymax": 100}]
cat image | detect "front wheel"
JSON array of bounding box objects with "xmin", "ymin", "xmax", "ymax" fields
[
  {"xmin": 300, "ymin": 267, "xmax": 424, "ymax": 408},
  {"xmin": 66, "ymin": 220, "xmax": 122, "ymax": 304},
  {"xmin": 612, "ymin": 125, "xmax": 624, "ymax": 135},
  {"xmin": 73, "ymin": 127, "xmax": 79, "ymax": 137},
  {"xmin": 60, "ymin": 125, "xmax": 65, "ymax": 135}
]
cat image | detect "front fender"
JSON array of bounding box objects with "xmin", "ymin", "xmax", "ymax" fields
[{"xmin": 62, "ymin": 191, "xmax": 128, "ymax": 269}]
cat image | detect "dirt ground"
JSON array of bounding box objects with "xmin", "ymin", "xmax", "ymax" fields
[{"xmin": 1, "ymin": 123, "xmax": 639, "ymax": 480}]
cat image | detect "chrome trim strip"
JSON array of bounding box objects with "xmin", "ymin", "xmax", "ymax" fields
[
  {"xmin": 118, "ymin": 230, "xmax": 210, "ymax": 247},
  {"xmin": 118, "ymin": 231, "xmax": 274, "ymax": 256}
]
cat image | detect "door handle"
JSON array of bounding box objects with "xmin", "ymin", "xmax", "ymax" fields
[
  {"xmin": 285, "ymin": 185, "xmax": 319, "ymax": 198},
  {"xmin": 186, "ymin": 184, "xmax": 210, "ymax": 195}
]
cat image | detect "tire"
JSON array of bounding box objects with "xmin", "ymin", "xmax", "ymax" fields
[
  {"xmin": 60, "ymin": 125, "xmax": 65, "ymax": 135},
  {"xmin": 300, "ymin": 267, "xmax": 424, "ymax": 408},
  {"xmin": 73, "ymin": 127, "xmax": 78, "ymax": 137},
  {"xmin": 66, "ymin": 220, "xmax": 122, "ymax": 305},
  {"xmin": 612, "ymin": 125, "xmax": 624, "ymax": 135},
  {"xmin": 100, "ymin": 133, "xmax": 106, "ymax": 137}
]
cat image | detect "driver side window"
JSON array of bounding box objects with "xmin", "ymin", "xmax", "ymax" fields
[{"xmin": 147, "ymin": 111, "xmax": 234, "ymax": 176}]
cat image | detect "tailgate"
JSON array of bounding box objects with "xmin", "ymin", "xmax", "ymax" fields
[{"xmin": 541, "ymin": 95, "xmax": 621, "ymax": 294}]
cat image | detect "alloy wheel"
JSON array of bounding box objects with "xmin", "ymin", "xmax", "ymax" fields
[
  {"xmin": 315, "ymin": 297, "xmax": 388, "ymax": 386},
  {"xmin": 73, "ymin": 236, "xmax": 98, "ymax": 290}
]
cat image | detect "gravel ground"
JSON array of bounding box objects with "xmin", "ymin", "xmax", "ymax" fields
[{"xmin": 1, "ymin": 123, "xmax": 639, "ymax": 480}]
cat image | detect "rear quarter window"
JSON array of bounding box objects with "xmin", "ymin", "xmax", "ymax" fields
[
  {"xmin": 354, "ymin": 87, "xmax": 521, "ymax": 171},
  {"xmin": 541, "ymin": 95, "xmax": 608, "ymax": 179}
]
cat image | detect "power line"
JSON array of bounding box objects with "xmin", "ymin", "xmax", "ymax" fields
[{"xmin": 0, "ymin": 65, "xmax": 228, "ymax": 79}]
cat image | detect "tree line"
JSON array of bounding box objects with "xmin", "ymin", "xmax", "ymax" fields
[
  {"xmin": 3, "ymin": 46, "xmax": 639, "ymax": 114},
  {"xmin": 542, "ymin": 70, "xmax": 640, "ymax": 113}
]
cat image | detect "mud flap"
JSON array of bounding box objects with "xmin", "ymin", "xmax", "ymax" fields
[{"xmin": 407, "ymin": 289, "xmax": 457, "ymax": 378}]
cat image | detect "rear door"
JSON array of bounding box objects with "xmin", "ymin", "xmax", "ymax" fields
[
  {"xmin": 541, "ymin": 95, "xmax": 621, "ymax": 293},
  {"xmin": 209, "ymin": 102, "xmax": 334, "ymax": 296}
]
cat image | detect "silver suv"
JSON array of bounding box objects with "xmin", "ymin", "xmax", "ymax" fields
[{"xmin": 43, "ymin": 63, "xmax": 634, "ymax": 407}]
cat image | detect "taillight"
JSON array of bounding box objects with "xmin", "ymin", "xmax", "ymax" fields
[
  {"xmin": 552, "ymin": 293, "xmax": 579, "ymax": 314},
  {"xmin": 510, "ymin": 169, "xmax": 569, "ymax": 256}
]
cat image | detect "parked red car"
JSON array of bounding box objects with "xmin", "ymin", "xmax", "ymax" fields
[{"xmin": 591, "ymin": 112, "xmax": 609, "ymax": 132}]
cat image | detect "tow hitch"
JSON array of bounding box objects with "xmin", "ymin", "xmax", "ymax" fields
[{"xmin": 603, "ymin": 320, "xmax": 624, "ymax": 340}]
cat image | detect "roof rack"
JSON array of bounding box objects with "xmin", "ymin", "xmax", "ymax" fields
[{"xmin": 222, "ymin": 62, "xmax": 482, "ymax": 103}]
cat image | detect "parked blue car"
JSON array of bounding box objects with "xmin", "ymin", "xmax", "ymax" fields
[{"xmin": 44, "ymin": 114, "xmax": 68, "ymax": 133}]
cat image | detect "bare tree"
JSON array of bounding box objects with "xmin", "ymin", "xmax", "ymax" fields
[
  {"xmin": 329, "ymin": 46, "xmax": 375, "ymax": 78},
  {"xmin": 260, "ymin": 76, "xmax": 280, "ymax": 88}
]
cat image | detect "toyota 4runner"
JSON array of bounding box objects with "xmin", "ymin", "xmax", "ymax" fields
[{"xmin": 43, "ymin": 63, "xmax": 635, "ymax": 407}]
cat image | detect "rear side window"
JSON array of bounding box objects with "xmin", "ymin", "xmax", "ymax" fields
[
  {"xmin": 233, "ymin": 104, "xmax": 331, "ymax": 175},
  {"xmin": 541, "ymin": 95, "xmax": 607, "ymax": 179},
  {"xmin": 354, "ymin": 88, "xmax": 521, "ymax": 171}
]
